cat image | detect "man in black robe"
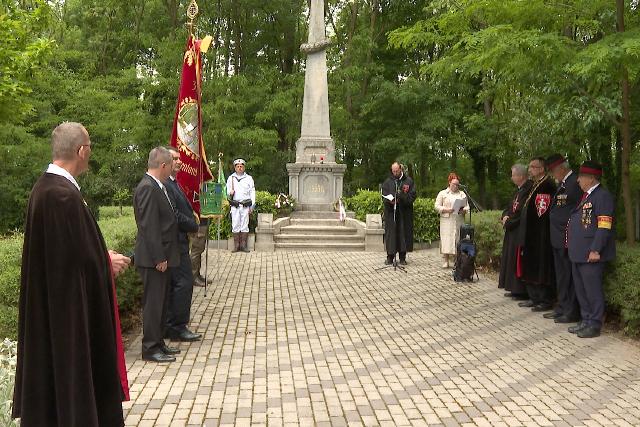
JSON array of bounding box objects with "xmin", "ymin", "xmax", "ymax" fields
[
  {"xmin": 517, "ymin": 157, "xmax": 557, "ymax": 312},
  {"xmin": 499, "ymin": 164, "xmax": 532, "ymax": 299},
  {"xmin": 381, "ymin": 162, "xmax": 417, "ymax": 265},
  {"xmin": 13, "ymin": 122, "xmax": 131, "ymax": 427}
]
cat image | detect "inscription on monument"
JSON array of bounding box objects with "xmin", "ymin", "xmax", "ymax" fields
[{"xmin": 303, "ymin": 175, "xmax": 330, "ymax": 201}]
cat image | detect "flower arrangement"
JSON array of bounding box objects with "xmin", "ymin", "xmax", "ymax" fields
[
  {"xmin": 0, "ymin": 339, "xmax": 17, "ymax": 426},
  {"xmin": 274, "ymin": 193, "xmax": 295, "ymax": 216}
]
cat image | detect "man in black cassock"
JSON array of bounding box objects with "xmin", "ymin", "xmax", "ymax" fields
[
  {"xmin": 517, "ymin": 157, "xmax": 557, "ymax": 312},
  {"xmin": 381, "ymin": 162, "xmax": 417, "ymax": 265},
  {"xmin": 13, "ymin": 122, "xmax": 131, "ymax": 427},
  {"xmin": 499, "ymin": 164, "xmax": 532, "ymax": 300}
]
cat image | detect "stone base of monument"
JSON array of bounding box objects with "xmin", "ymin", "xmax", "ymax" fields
[
  {"xmin": 255, "ymin": 212, "xmax": 384, "ymax": 252},
  {"xmin": 286, "ymin": 163, "xmax": 347, "ymax": 211}
]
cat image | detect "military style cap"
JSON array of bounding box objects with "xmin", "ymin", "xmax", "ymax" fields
[
  {"xmin": 233, "ymin": 158, "xmax": 246, "ymax": 166},
  {"xmin": 579, "ymin": 160, "xmax": 603, "ymax": 177},
  {"xmin": 545, "ymin": 154, "xmax": 566, "ymax": 171}
]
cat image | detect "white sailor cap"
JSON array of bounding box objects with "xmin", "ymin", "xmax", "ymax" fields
[{"xmin": 233, "ymin": 158, "xmax": 246, "ymax": 166}]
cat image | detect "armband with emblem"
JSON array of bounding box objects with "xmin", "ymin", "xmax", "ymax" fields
[{"xmin": 597, "ymin": 215, "xmax": 613, "ymax": 230}]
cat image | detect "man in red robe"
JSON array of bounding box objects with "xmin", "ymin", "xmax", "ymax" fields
[{"xmin": 13, "ymin": 122, "xmax": 130, "ymax": 427}]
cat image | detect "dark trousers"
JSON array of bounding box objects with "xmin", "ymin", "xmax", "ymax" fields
[
  {"xmin": 552, "ymin": 247, "xmax": 580, "ymax": 318},
  {"xmin": 526, "ymin": 283, "xmax": 553, "ymax": 305},
  {"xmin": 572, "ymin": 262, "xmax": 606, "ymax": 328},
  {"xmin": 138, "ymin": 267, "xmax": 171, "ymax": 356},
  {"xmin": 166, "ymin": 248, "xmax": 194, "ymax": 334}
]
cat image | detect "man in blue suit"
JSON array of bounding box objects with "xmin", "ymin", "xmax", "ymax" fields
[
  {"xmin": 164, "ymin": 146, "xmax": 202, "ymax": 342},
  {"xmin": 545, "ymin": 154, "xmax": 582, "ymax": 323},
  {"xmin": 567, "ymin": 161, "xmax": 616, "ymax": 338}
]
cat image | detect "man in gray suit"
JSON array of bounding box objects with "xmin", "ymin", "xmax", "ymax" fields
[{"xmin": 133, "ymin": 147, "xmax": 181, "ymax": 362}]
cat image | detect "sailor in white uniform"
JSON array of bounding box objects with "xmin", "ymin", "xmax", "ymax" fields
[{"xmin": 226, "ymin": 158, "xmax": 255, "ymax": 252}]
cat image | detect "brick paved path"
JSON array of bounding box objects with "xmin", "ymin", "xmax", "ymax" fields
[{"xmin": 123, "ymin": 250, "xmax": 640, "ymax": 426}]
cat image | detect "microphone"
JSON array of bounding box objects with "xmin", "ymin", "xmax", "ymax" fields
[{"xmin": 458, "ymin": 183, "xmax": 468, "ymax": 189}]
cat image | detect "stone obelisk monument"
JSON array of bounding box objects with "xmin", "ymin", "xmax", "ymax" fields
[{"xmin": 286, "ymin": 0, "xmax": 346, "ymax": 211}]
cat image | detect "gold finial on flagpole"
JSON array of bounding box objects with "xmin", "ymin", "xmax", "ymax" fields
[{"xmin": 187, "ymin": 0, "xmax": 199, "ymax": 35}]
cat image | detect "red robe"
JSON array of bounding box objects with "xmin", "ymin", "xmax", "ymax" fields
[{"xmin": 13, "ymin": 173, "xmax": 128, "ymax": 427}]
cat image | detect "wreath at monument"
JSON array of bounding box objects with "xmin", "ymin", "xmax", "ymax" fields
[{"xmin": 274, "ymin": 193, "xmax": 295, "ymax": 216}]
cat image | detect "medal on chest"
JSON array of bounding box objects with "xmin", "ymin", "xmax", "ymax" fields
[
  {"xmin": 556, "ymin": 194, "xmax": 567, "ymax": 207},
  {"xmin": 581, "ymin": 202, "xmax": 593, "ymax": 228}
]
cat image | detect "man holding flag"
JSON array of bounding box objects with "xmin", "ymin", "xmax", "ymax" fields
[{"xmin": 169, "ymin": 31, "xmax": 214, "ymax": 284}]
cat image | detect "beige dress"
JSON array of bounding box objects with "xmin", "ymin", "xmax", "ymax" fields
[{"xmin": 435, "ymin": 188, "xmax": 469, "ymax": 255}]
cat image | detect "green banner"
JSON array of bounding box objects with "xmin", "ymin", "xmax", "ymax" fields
[{"xmin": 200, "ymin": 182, "xmax": 224, "ymax": 217}]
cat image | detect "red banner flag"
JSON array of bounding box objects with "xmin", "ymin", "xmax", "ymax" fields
[{"xmin": 170, "ymin": 35, "xmax": 213, "ymax": 215}]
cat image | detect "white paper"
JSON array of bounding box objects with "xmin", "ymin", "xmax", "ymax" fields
[
  {"xmin": 452, "ymin": 198, "xmax": 465, "ymax": 214},
  {"xmin": 383, "ymin": 194, "xmax": 395, "ymax": 201}
]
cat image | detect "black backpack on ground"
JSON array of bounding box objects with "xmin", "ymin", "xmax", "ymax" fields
[{"xmin": 453, "ymin": 224, "xmax": 479, "ymax": 282}]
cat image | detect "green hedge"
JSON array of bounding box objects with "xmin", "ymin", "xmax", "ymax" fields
[
  {"xmin": 345, "ymin": 190, "xmax": 440, "ymax": 243},
  {"xmin": 471, "ymin": 210, "xmax": 504, "ymax": 270},
  {"xmin": 604, "ymin": 243, "xmax": 640, "ymax": 336},
  {"xmin": 0, "ymin": 208, "xmax": 141, "ymax": 339}
]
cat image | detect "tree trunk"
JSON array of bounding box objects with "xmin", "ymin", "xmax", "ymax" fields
[
  {"xmin": 343, "ymin": 2, "xmax": 359, "ymax": 184},
  {"xmin": 617, "ymin": 0, "xmax": 635, "ymax": 244}
]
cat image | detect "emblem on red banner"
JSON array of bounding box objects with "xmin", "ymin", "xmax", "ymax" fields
[{"xmin": 535, "ymin": 194, "xmax": 551, "ymax": 217}]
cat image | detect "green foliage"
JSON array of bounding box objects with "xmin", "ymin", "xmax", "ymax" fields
[
  {"xmin": 0, "ymin": 338, "xmax": 18, "ymax": 427},
  {"xmin": 413, "ymin": 198, "xmax": 440, "ymax": 244},
  {"xmin": 344, "ymin": 190, "xmax": 382, "ymax": 222},
  {"xmin": 604, "ymin": 243, "xmax": 640, "ymax": 336},
  {"xmin": 0, "ymin": 235, "xmax": 22, "ymax": 340},
  {"xmin": 471, "ymin": 210, "xmax": 504, "ymax": 269}
]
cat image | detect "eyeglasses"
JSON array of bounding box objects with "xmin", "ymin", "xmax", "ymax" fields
[{"xmin": 172, "ymin": 156, "xmax": 180, "ymax": 160}]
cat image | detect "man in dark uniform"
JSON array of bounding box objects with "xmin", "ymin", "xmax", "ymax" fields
[
  {"xmin": 567, "ymin": 161, "xmax": 615, "ymax": 338},
  {"xmin": 381, "ymin": 162, "xmax": 417, "ymax": 265},
  {"xmin": 517, "ymin": 157, "xmax": 557, "ymax": 312},
  {"xmin": 164, "ymin": 147, "xmax": 202, "ymax": 342},
  {"xmin": 545, "ymin": 154, "xmax": 582, "ymax": 323},
  {"xmin": 499, "ymin": 164, "xmax": 532, "ymax": 300}
]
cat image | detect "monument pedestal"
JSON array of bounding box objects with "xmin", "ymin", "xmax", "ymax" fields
[{"xmin": 287, "ymin": 162, "xmax": 346, "ymax": 211}]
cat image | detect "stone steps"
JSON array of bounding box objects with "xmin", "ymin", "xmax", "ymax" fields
[
  {"xmin": 274, "ymin": 242, "xmax": 365, "ymax": 251},
  {"xmin": 280, "ymin": 225, "xmax": 357, "ymax": 235},
  {"xmin": 272, "ymin": 213, "xmax": 366, "ymax": 252}
]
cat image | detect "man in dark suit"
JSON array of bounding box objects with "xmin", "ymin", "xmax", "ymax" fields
[
  {"xmin": 164, "ymin": 147, "xmax": 202, "ymax": 342},
  {"xmin": 567, "ymin": 161, "xmax": 616, "ymax": 338},
  {"xmin": 545, "ymin": 154, "xmax": 582, "ymax": 323},
  {"xmin": 133, "ymin": 147, "xmax": 181, "ymax": 362}
]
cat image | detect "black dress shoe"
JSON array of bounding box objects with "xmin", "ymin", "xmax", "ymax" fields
[
  {"xmin": 384, "ymin": 258, "xmax": 392, "ymax": 265},
  {"xmin": 143, "ymin": 352, "xmax": 176, "ymax": 363},
  {"xmin": 511, "ymin": 294, "xmax": 529, "ymax": 301},
  {"xmin": 543, "ymin": 311, "xmax": 562, "ymax": 319},
  {"xmin": 568, "ymin": 322, "xmax": 586, "ymax": 334},
  {"xmin": 532, "ymin": 303, "xmax": 553, "ymax": 312},
  {"xmin": 503, "ymin": 292, "xmax": 513, "ymax": 298},
  {"xmin": 194, "ymin": 277, "xmax": 206, "ymax": 287},
  {"xmin": 161, "ymin": 345, "xmax": 181, "ymax": 355},
  {"xmin": 169, "ymin": 329, "xmax": 202, "ymax": 342},
  {"xmin": 555, "ymin": 315, "xmax": 580, "ymax": 324},
  {"xmin": 518, "ymin": 300, "xmax": 535, "ymax": 308},
  {"xmin": 577, "ymin": 326, "xmax": 601, "ymax": 338},
  {"xmin": 399, "ymin": 259, "xmax": 407, "ymax": 265}
]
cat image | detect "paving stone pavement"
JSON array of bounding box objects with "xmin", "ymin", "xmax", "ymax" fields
[{"xmin": 123, "ymin": 249, "xmax": 640, "ymax": 427}]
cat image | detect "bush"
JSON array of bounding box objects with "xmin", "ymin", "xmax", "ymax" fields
[
  {"xmin": 0, "ymin": 209, "xmax": 141, "ymax": 340},
  {"xmin": 0, "ymin": 338, "xmax": 18, "ymax": 427},
  {"xmin": 604, "ymin": 243, "xmax": 640, "ymax": 336},
  {"xmin": 413, "ymin": 198, "xmax": 439, "ymax": 244},
  {"xmin": 344, "ymin": 190, "xmax": 382, "ymax": 221},
  {"xmin": 0, "ymin": 235, "xmax": 21, "ymax": 340},
  {"xmin": 472, "ymin": 210, "xmax": 504, "ymax": 270},
  {"xmin": 99, "ymin": 205, "xmax": 134, "ymax": 219}
]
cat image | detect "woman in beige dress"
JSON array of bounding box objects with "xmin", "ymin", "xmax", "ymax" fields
[{"xmin": 435, "ymin": 173, "xmax": 469, "ymax": 268}]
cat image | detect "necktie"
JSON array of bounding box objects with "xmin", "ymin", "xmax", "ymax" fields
[
  {"xmin": 580, "ymin": 192, "xmax": 588, "ymax": 203},
  {"xmin": 162, "ymin": 185, "xmax": 174, "ymax": 208}
]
